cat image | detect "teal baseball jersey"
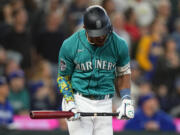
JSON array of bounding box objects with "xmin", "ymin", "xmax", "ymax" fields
[{"xmin": 58, "ymin": 29, "xmax": 130, "ymax": 96}]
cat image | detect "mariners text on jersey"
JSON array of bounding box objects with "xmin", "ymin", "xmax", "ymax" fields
[{"xmin": 75, "ymin": 60, "xmax": 116, "ymax": 71}]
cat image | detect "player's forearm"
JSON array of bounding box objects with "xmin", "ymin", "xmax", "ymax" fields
[
  {"xmin": 116, "ymin": 74, "xmax": 131, "ymax": 89},
  {"xmin": 57, "ymin": 75, "xmax": 74, "ymax": 102},
  {"xmin": 116, "ymin": 74, "xmax": 131, "ymax": 99}
]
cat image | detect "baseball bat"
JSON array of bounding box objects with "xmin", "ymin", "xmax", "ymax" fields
[{"xmin": 30, "ymin": 110, "xmax": 119, "ymax": 119}]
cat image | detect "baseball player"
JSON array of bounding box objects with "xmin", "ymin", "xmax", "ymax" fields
[{"xmin": 57, "ymin": 5, "xmax": 134, "ymax": 135}]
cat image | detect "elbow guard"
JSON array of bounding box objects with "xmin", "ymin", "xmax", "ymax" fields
[{"xmin": 116, "ymin": 63, "xmax": 131, "ymax": 76}]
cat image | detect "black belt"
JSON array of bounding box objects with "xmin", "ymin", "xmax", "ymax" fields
[{"xmin": 74, "ymin": 91, "xmax": 114, "ymax": 100}]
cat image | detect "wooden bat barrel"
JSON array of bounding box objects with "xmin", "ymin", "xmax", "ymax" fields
[{"xmin": 30, "ymin": 111, "xmax": 74, "ymax": 119}]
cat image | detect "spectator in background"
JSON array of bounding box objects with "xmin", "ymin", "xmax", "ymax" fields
[
  {"xmin": 66, "ymin": 0, "xmax": 89, "ymax": 34},
  {"xmin": 42, "ymin": 0, "xmax": 68, "ymax": 36},
  {"xmin": 45, "ymin": 0, "xmax": 65, "ymax": 14},
  {"xmin": 29, "ymin": 60, "xmax": 61, "ymax": 108},
  {"xmin": 34, "ymin": 11, "xmax": 66, "ymax": 80},
  {"xmin": 5, "ymin": 58, "xmax": 20, "ymax": 76},
  {"xmin": 136, "ymin": 19, "xmax": 166, "ymax": 81},
  {"xmin": 111, "ymin": 12, "xmax": 131, "ymax": 49},
  {"xmin": 10, "ymin": 0, "xmax": 24, "ymax": 11},
  {"xmin": 138, "ymin": 80, "xmax": 152, "ymax": 96},
  {"xmin": 28, "ymin": 60, "xmax": 58, "ymax": 109},
  {"xmin": 131, "ymin": 0, "xmax": 155, "ymax": 36},
  {"xmin": 124, "ymin": 7, "xmax": 140, "ymax": 59},
  {"xmin": 171, "ymin": 18, "xmax": 180, "ymax": 53},
  {"xmin": 0, "ymin": 76, "xmax": 13, "ymax": 127},
  {"xmin": 0, "ymin": 3, "xmax": 12, "ymax": 44},
  {"xmin": 34, "ymin": 11, "xmax": 65, "ymax": 64},
  {"xmin": 3, "ymin": 8, "xmax": 33, "ymax": 70},
  {"xmin": 113, "ymin": 0, "xmax": 129, "ymax": 12},
  {"xmin": 29, "ymin": 80, "xmax": 56, "ymax": 110},
  {"xmin": 125, "ymin": 94, "xmax": 176, "ymax": 131},
  {"xmin": 1, "ymin": 2, "xmax": 13, "ymax": 25},
  {"xmin": 23, "ymin": 0, "xmax": 45, "ymax": 37},
  {"xmin": 102, "ymin": 0, "xmax": 116, "ymax": 16},
  {"xmin": 156, "ymin": 0, "xmax": 171, "ymax": 32},
  {"xmin": 170, "ymin": 78, "xmax": 180, "ymax": 117},
  {"xmin": 133, "ymin": 0, "xmax": 154, "ymax": 28},
  {"xmin": 37, "ymin": 0, "xmax": 66, "ymax": 33},
  {"xmin": 0, "ymin": 0, "xmax": 24, "ymax": 27},
  {"xmin": 28, "ymin": 60, "xmax": 54, "ymax": 87},
  {"xmin": 0, "ymin": 46, "xmax": 7, "ymax": 76},
  {"xmin": 124, "ymin": 7, "xmax": 140, "ymax": 43},
  {"xmin": 156, "ymin": 85, "xmax": 171, "ymax": 113},
  {"xmin": 8, "ymin": 70, "xmax": 30, "ymax": 115},
  {"xmin": 165, "ymin": 0, "xmax": 180, "ymax": 33},
  {"xmin": 0, "ymin": 0, "xmax": 25, "ymax": 43},
  {"xmin": 152, "ymin": 37, "xmax": 180, "ymax": 92}
]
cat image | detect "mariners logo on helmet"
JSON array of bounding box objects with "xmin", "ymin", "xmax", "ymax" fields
[
  {"xmin": 83, "ymin": 5, "xmax": 112, "ymax": 37},
  {"xmin": 96, "ymin": 20, "xmax": 102, "ymax": 29}
]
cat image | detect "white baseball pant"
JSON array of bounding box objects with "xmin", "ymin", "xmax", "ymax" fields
[{"xmin": 62, "ymin": 93, "xmax": 113, "ymax": 135}]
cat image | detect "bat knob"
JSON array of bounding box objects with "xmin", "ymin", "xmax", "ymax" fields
[{"xmin": 30, "ymin": 111, "xmax": 35, "ymax": 119}]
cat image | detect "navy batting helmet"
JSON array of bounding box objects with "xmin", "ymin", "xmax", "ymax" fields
[{"xmin": 83, "ymin": 5, "xmax": 112, "ymax": 37}]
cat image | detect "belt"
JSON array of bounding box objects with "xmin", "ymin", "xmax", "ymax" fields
[{"xmin": 74, "ymin": 91, "xmax": 114, "ymax": 100}]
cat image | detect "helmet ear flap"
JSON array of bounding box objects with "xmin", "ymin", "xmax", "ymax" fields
[
  {"xmin": 109, "ymin": 25, "xmax": 113, "ymax": 34},
  {"xmin": 107, "ymin": 17, "xmax": 113, "ymax": 34}
]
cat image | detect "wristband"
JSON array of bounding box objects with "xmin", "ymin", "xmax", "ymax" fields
[{"xmin": 120, "ymin": 88, "xmax": 131, "ymax": 99}]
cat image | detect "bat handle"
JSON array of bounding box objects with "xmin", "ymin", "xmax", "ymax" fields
[
  {"xmin": 79, "ymin": 112, "xmax": 129, "ymax": 119},
  {"xmin": 79, "ymin": 112, "xmax": 119, "ymax": 117}
]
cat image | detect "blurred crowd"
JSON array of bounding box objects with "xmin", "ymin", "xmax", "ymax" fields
[{"xmin": 0, "ymin": 0, "xmax": 180, "ymax": 132}]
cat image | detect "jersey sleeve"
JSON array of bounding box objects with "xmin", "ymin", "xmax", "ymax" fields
[
  {"xmin": 58, "ymin": 41, "xmax": 75, "ymax": 76},
  {"xmin": 116, "ymin": 38, "xmax": 131, "ymax": 76},
  {"xmin": 57, "ymin": 41, "xmax": 75, "ymax": 102}
]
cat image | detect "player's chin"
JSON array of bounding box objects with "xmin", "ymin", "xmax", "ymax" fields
[
  {"xmin": 95, "ymin": 42, "xmax": 105, "ymax": 47},
  {"xmin": 95, "ymin": 43, "xmax": 104, "ymax": 47}
]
